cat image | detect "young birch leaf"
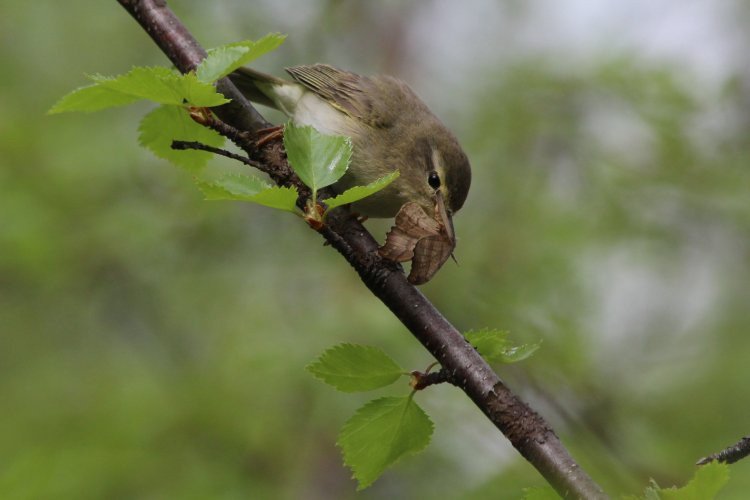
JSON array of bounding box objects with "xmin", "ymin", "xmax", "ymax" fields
[
  {"xmin": 306, "ymin": 344, "xmax": 403, "ymax": 392},
  {"xmin": 500, "ymin": 342, "xmax": 541, "ymax": 363},
  {"xmin": 465, "ymin": 329, "xmax": 540, "ymax": 364},
  {"xmin": 283, "ymin": 122, "xmax": 352, "ymax": 200},
  {"xmin": 324, "ymin": 170, "xmax": 400, "ymax": 212},
  {"xmin": 338, "ymin": 396, "xmax": 433, "ymax": 490},
  {"xmin": 197, "ymin": 174, "xmax": 299, "ymax": 212},
  {"xmin": 465, "ymin": 329, "xmax": 508, "ymax": 360},
  {"xmin": 172, "ymin": 73, "xmax": 230, "ymax": 107},
  {"xmin": 249, "ymin": 186, "xmax": 300, "ymax": 212},
  {"xmin": 197, "ymin": 173, "xmax": 269, "ymax": 197},
  {"xmin": 227, "ymin": 34, "xmax": 287, "ymax": 69},
  {"xmin": 196, "ymin": 46, "xmax": 250, "ymax": 84},
  {"xmin": 48, "ymin": 84, "xmax": 141, "ymax": 114},
  {"xmin": 91, "ymin": 67, "xmax": 228, "ymax": 107},
  {"xmin": 91, "ymin": 67, "xmax": 186, "ymax": 105},
  {"xmin": 658, "ymin": 462, "xmax": 729, "ymax": 500},
  {"xmin": 622, "ymin": 485, "xmax": 660, "ymax": 500},
  {"xmin": 138, "ymin": 105, "xmax": 225, "ymax": 171},
  {"xmin": 199, "ymin": 34, "xmax": 287, "ymax": 83}
]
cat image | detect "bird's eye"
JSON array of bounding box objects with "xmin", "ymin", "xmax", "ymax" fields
[{"xmin": 428, "ymin": 171, "xmax": 441, "ymax": 190}]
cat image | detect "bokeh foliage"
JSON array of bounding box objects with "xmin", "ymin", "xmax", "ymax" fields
[{"xmin": 2, "ymin": 1, "xmax": 749, "ymax": 498}]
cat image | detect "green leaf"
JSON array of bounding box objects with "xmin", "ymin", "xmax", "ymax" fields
[
  {"xmin": 169, "ymin": 72, "xmax": 230, "ymax": 107},
  {"xmin": 465, "ymin": 328, "xmax": 540, "ymax": 364},
  {"xmin": 138, "ymin": 105, "xmax": 225, "ymax": 171},
  {"xmin": 498, "ymin": 341, "xmax": 542, "ymax": 363},
  {"xmin": 198, "ymin": 172, "xmax": 270, "ymax": 197},
  {"xmin": 225, "ymin": 34, "xmax": 287, "ymax": 70},
  {"xmin": 52, "ymin": 67, "xmax": 229, "ymax": 113},
  {"xmin": 659, "ymin": 463, "xmax": 729, "ymax": 500},
  {"xmin": 620, "ymin": 483, "xmax": 662, "ymax": 500},
  {"xmin": 306, "ymin": 344, "xmax": 403, "ymax": 392},
  {"xmin": 465, "ymin": 329, "xmax": 508, "ymax": 360},
  {"xmin": 48, "ymin": 83, "xmax": 141, "ymax": 114},
  {"xmin": 196, "ymin": 173, "xmax": 299, "ymax": 212},
  {"xmin": 625, "ymin": 463, "xmax": 730, "ymax": 500},
  {"xmin": 338, "ymin": 396, "xmax": 433, "ymax": 490},
  {"xmin": 324, "ymin": 170, "xmax": 400, "ymax": 212},
  {"xmin": 198, "ymin": 33, "xmax": 287, "ymax": 83},
  {"xmin": 90, "ymin": 67, "xmax": 186, "ymax": 105},
  {"xmin": 51, "ymin": 34, "xmax": 284, "ymax": 113},
  {"xmin": 50, "ymin": 54, "xmax": 240, "ymax": 114},
  {"xmin": 283, "ymin": 122, "xmax": 352, "ymax": 200},
  {"xmin": 93, "ymin": 67, "xmax": 227, "ymax": 107},
  {"xmin": 196, "ymin": 46, "xmax": 250, "ymax": 84}
]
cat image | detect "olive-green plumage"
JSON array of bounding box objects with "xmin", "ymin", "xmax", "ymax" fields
[{"xmin": 230, "ymin": 64, "xmax": 471, "ymax": 219}]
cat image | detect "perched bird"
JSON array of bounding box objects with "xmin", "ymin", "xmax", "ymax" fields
[{"xmin": 230, "ymin": 64, "xmax": 471, "ymax": 283}]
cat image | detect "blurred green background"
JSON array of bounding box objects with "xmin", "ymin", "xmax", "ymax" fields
[{"xmin": 2, "ymin": 1, "xmax": 750, "ymax": 498}]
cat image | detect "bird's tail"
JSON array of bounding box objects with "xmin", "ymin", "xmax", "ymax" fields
[{"xmin": 229, "ymin": 67, "xmax": 286, "ymax": 110}]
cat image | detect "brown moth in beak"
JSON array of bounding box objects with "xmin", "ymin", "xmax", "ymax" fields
[{"xmin": 378, "ymin": 191, "xmax": 456, "ymax": 285}]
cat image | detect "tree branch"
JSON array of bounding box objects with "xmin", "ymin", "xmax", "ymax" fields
[
  {"xmin": 697, "ymin": 436, "xmax": 750, "ymax": 465},
  {"xmin": 117, "ymin": 1, "xmax": 607, "ymax": 497}
]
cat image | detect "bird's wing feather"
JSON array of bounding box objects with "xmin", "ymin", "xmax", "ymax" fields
[{"xmin": 285, "ymin": 64, "xmax": 374, "ymax": 122}]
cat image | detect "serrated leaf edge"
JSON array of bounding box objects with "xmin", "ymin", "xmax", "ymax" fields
[
  {"xmin": 324, "ymin": 170, "xmax": 400, "ymax": 212},
  {"xmin": 337, "ymin": 395, "xmax": 434, "ymax": 490},
  {"xmin": 305, "ymin": 343, "xmax": 404, "ymax": 392}
]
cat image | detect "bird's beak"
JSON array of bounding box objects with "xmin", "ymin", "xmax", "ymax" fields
[{"xmin": 434, "ymin": 189, "xmax": 456, "ymax": 248}]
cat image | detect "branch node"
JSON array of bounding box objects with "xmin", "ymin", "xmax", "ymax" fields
[{"xmin": 410, "ymin": 367, "xmax": 453, "ymax": 390}]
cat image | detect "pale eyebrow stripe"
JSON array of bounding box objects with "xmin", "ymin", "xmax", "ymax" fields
[{"xmin": 430, "ymin": 148, "xmax": 446, "ymax": 184}]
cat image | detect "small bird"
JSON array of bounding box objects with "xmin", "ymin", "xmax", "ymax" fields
[{"xmin": 230, "ymin": 64, "xmax": 471, "ymax": 283}]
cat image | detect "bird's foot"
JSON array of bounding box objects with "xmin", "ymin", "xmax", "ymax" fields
[{"xmin": 255, "ymin": 125, "xmax": 284, "ymax": 147}]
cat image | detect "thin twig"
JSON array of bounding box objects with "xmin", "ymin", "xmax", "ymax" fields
[
  {"xmin": 697, "ymin": 436, "xmax": 750, "ymax": 465},
  {"xmin": 171, "ymin": 140, "xmax": 262, "ymax": 168},
  {"xmin": 186, "ymin": 107, "xmax": 257, "ymax": 151}
]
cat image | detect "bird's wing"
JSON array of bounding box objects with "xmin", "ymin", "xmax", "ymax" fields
[{"xmin": 285, "ymin": 64, "xmax": 374, "ymax": 122}]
